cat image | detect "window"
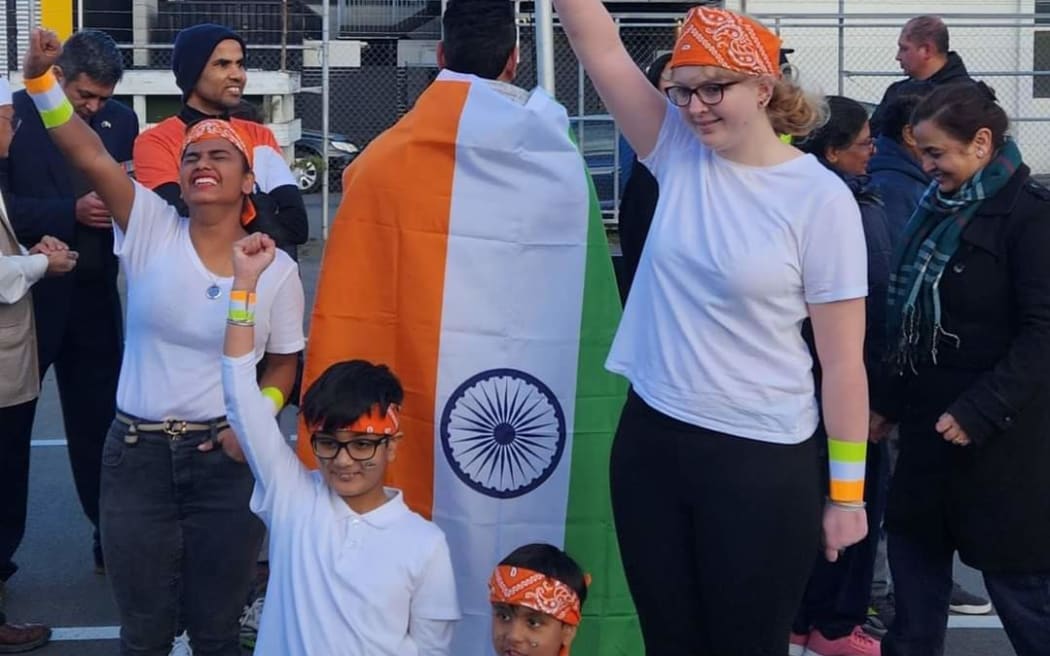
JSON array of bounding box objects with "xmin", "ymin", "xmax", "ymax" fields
[{"xmin": 1035, "ymin": 1, "xmax": 1050, "ymax": 97}]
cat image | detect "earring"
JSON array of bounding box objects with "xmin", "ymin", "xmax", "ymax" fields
[
  {"xmin": 977, "ymin": 149, "xmax": 986, "ymax": 157},
  {"xmin": 530, "ymin": 641, "xmax": 539, "ymax": 648}
]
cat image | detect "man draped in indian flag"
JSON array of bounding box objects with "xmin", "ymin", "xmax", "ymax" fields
[{"xmin": 301, "ymin": 0, "xmax": 640, "ymax": 652}]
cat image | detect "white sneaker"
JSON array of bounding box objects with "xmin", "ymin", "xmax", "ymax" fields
[
  {"xmin": 169, "ymin": 631, "xmax": 193, "ymax": 656},
  {"xmin": 239, "ymin": 596, "xmax": 265, "ymax": 649}
]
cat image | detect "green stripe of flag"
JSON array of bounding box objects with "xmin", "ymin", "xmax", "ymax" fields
[{"xmin": 564, "ymin": 136, "xmax": 643, "ymax": 654}]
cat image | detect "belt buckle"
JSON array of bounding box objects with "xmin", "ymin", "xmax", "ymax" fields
[{"xmin": 162, "ymin": 419, "xmax": 188, "ymax": 439}]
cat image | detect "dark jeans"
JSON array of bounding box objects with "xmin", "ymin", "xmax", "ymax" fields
[
  {"xmin": 100, "ymin": 418, "xmax": 264, "ymax": 656},
  {"xmin": 0, "ymin": 399, "xmax": 38, "ymax": 582},
  {"xmin": 610, "ymin": 391, "xmax": 822, "ymax": 656},
  {"xmin": 794, "ymin": 439, "xmax": 890, "ymax": 638},
  {"xmin": 883, "ymin": 532, "xmax": 1050, "ymax": 656}
]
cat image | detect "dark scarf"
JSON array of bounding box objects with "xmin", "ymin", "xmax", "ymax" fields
[{"xmin": 886, "ymin": 139, "xmax": 1022, "ymax": 373}]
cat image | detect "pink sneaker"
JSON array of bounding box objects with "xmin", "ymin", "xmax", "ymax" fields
[
  {"xmin": 804, "ymin": 626, "xmax": 881, "ymax": 656},
  {"xmin": 789, "ymin": 631, "xmax": 809, "ymax": 656}
]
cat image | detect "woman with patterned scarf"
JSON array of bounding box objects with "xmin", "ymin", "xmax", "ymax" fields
[{"xmin": 873, "ymin": 82, "xmax": 1050, "ymax": 656}]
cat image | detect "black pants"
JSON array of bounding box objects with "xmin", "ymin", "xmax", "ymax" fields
[
  {"xmin": 0, "ymin": 399, "xmax": 38, "ymax": 581},
  {"xmin": 794, "ymin": 439, "xmax": 890, "ymax": 638},
  {"xmin": 39, "ymin": 278, "xmax": 122, "ymax": 544},
  {"xmin": 610, "ymin": 391, "xmax": 823, "ymax": 655}
]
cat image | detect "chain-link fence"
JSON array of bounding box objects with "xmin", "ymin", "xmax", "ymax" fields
[{"xmin": 9, "ymin": 3, "xmax": 1050, "ymax": 211}]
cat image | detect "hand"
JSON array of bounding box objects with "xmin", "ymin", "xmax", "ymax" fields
[
  {"xmin": 232, "ymin": 233, "xmax": 277, "ymax": 285},
  {"xmin": 822, "ymin": 504, "xmax": 868, "ymax": 562},
  {"xmin": 44, "ymin": 249, "xmax": 78, "ymax": 276},
  {"xmin": 869, "ymin": 411, "xmax": 896, "ymax": 444},
  {"xmin": 197, "ymin": 427, "xmax": 246, "ymax": 463},
  {"xmin": 28, "ymin": 235, "xmax": 69, "ymax": 255},
  {"xmin": 936, "ymin": 413, "xmax": 971, "ymax": 447},
  {"xmin": 23, "ymin": 28, "xmax": 62, "ymax": 80},
  {"xmin": 75, "ymin": 192, "xmax": 112, "ymax": 229}
]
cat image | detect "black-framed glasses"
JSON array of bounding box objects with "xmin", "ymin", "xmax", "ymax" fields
[
  {"xmin": 665, "ymin": 81, "xmax": 742, "ymax": 107},
  {"xmin": 310, "ymin": 433, "xmax": 393, "ymax": 462}
]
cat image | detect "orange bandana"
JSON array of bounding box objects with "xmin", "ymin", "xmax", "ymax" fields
[
  {"xmin": 181, "ymin": 118, "xmax": 257, "ymax": 225},
  {"xmin": 344, "ymin": 403, "xmax": 401, "ymax": 435},
  {"xmin": 489, "ymin": 565, "xmax": 583, "ymax": 626},
  {"xmin": 671, "ymin": 7, "xmax": 780, "ymax": 77}
]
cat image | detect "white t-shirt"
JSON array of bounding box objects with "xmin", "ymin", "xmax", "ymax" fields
[
  {"xmin": 115, "ymin": 182, "xmax": 305, "ymax": 420},
  {"xmin": 222, "ymin": 353, "xmax": 461, "ymax": 655},
  {"xmin": 606, "ymin": 105, "xmax": 868, "ymax": 444}
]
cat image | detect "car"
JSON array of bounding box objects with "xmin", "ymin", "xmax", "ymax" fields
[
  {"xmin": 293, "ymin": 129, "xmax": 360, "ymax": 194},
  {"xmin": 569, "ymin": 114, "xmax": 628, "ymax": 221}
]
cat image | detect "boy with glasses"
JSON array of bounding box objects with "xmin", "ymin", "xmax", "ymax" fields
[{"xmin": 220, "ymin": 233, "xmax": 460, "ymax": 654}]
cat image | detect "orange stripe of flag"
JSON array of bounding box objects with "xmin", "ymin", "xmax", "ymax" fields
[{"xmin": 299, "ymin": 80, "xmax": 470, "ymax": 520}]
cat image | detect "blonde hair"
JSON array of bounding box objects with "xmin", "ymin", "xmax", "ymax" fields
[{"xmin": 767, "ymin": 77, "xmax": 828, "ymax": 137}]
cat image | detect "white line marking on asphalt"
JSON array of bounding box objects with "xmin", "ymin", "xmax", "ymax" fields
[
  {"xmin": 948, "ymin": 615, "xmax": 1004, "ymax": 629},
  {"xmin": 52, "ymin": 626, "xmax": 121, "ymax": 641},
  {"xmin": 30, "ymin": 439, "xmax": 67, "ymax": 447}
]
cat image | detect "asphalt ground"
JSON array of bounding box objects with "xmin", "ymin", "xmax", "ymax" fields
[{"xmin": 6, "ymin": 194, "xmax": 1019, "ymax": 655}]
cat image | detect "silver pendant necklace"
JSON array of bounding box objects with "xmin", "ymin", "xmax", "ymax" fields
[{"xmin": 206, "ymin": 283, "xmax": 222, "ymax": 300}]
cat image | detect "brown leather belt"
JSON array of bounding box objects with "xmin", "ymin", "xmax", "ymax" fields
[{"xmin": 115, "ymin": 411, "xmax": 229, "ymax": 441}]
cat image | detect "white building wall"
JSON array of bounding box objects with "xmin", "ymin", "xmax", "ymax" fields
[{"xmin": 720, "ymin": 0, "xmax": 1050, "ymax": 172}]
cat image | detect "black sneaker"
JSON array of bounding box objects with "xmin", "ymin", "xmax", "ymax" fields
[{"xmin": 949, "ymin": 582, "xmax": 992, "ymax": 615}]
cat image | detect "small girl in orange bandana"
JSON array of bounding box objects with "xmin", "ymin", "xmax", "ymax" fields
[{"xmin": 489, "ymin": 544, "xmax": 590, "ymax": 656}]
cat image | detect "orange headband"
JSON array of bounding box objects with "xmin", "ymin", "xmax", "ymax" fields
[
  {"xmin": 489, "ymin": 565, "xmax": 583, "ymax": 627},
  {"xmin": 344, "ymin": 403, "xmax": 401, "ymax": 435},
  {"xmin": 181, "ymin": 119, "xmax": 257, "ymax": 225},
  {"xmin": 671, "ymin": 7, "xmax": 780, "ymax": 77}
]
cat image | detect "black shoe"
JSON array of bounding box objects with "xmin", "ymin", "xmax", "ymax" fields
[
  {"xmin": 869, "ymin": 592, "xmax": 895, "ymax": 630},
  {"xmin": 950, "ymin": 582, "xmax": 992, "ymax": 614}
]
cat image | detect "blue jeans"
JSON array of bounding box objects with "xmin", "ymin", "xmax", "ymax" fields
[
  {"xmin": 883, "ymin": 532, "xmax": 1050, "ymax": 656},
  {"xmin": 100, "ymin": 417, "xmax": 264, "ymax": 656}
]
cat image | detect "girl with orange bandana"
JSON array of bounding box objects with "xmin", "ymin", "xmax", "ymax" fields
[
  {"xmin": 489, "ymin": 544, "xmax": 589, "ymax": 656},
  {"xmin": 552, "ymin": 2, "xmax": 871, "ymax": 654},
  {"xmin": 20, "ymin": 29, "xmax": 304, "ymax": 654}
]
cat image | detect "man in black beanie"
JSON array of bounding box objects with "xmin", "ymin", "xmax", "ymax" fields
[{"xmin": 133, "ymin": 23, "xmax": 308, "ymax": 260}]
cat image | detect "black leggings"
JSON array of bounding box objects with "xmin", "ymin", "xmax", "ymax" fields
[{"xmin": 610, "ymin": 391, "xmax": 823, "ymax": 655}]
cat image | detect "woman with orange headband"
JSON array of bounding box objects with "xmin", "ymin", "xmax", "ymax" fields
[
  {"xmin": 21, "ymin": 30, "xmax": 304, "ymax": 654},
  {"xmin": 552, "ymin": 2, "xmax": 871, "ymax": 653},
  {"xmin": 489, "ymin": 544, "xmax": 589, "ymax": 656}
]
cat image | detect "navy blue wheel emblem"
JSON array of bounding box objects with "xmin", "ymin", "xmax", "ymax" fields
[{"xmin": 440, "ymin": 368, "xmax": 566, "ymax": 499}]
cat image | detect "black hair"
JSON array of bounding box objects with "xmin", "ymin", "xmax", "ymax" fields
[
  {"xmin": 903, "ymin": 15, "xmax": 949, "ymax": 56},
  {"xmin": 793, "ymin": 95, "xmax": 868, "ymax": 157},
  {"xmin": 229, "ymin": 100, "xmax": 263, "ymax": 124},
  {"xmin": 301, "ymin": 360, "xmax": 405, "ymax": 433},
  {"xmin": 879, "ymin": 93, "xmax": 925, "ymax": 143},
  {"xmin": 645, "ymin": 53, "xmax": 672, "ymax": 89},
  {"xmin": 910, "ymin": 82, "xmax": 1008, "ymax": 148},
  {"xmin": 499, "ymin": 543, "xmax": 588, "ymax": 610},
  {"xmin": 441, "ymin": 0, "xmax": 517, "ymax": 80},
  {"xmin": 56, "ymin": 29, "xmax": 124, "ymax": 87}
]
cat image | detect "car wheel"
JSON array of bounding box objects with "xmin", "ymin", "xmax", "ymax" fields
[{"xmin": 293, "ymin": 146, "xmax": 322, "ymax": 194}]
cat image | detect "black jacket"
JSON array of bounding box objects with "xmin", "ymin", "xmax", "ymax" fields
[
  {"xmin": 1, "ymin": 91, "xmax": 138, "ymax": 364},
  {"xmin": 616, "ymin": 155, "xmax": 658, "ymax": 299},
  {"xmin": 870, "ymin": 52, "xmax": 975, "ymax": 136},
  {"xmin": 874, "ymin": 165, "xmax": 1050, "ymax": 573},
  {"xmin": 867, "ymin": 136, "xmax": 930, "ymax": 244}
]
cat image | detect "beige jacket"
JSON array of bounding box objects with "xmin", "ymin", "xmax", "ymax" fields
[{"xmin": 0, "ymin": 192, "xmax": 43, "ymax": 407}]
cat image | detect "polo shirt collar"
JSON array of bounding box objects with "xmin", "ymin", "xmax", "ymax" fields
[{"xmin": 329, "ymin": 487, "xmax": 409, "ymax": 529}]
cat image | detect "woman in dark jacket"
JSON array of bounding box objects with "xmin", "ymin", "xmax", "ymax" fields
[
  {"xmin": 789, "ymin": 96, "xmax": 891, "ymax": 656},
  {"xmin": 875, "ymin": 83, "xmax": 1050, "ymax": 656},
  {"xmin": 868, "ymin": 94, "xmax": 929, "ymax": 243}
]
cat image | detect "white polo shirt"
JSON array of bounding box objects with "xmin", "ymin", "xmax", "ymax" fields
[
  {"xmin": 222, "ymin": 353, "xmax": 461, "ymax": 655},
  {"xmin": 114, "ymin": 183, "xmax": 305, "ymax": 420},
  {"xmin": 606, "ymin": 104, "xmax": 868, "ymax": 444}
]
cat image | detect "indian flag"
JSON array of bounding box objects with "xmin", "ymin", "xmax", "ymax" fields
[{"xmin": 302, "ymin": 70, "xmax": 641, "ymax": 654}]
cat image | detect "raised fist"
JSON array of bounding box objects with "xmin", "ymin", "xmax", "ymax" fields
[
  {"xmin": 23, "ymin": 28, "xmax": 62, "ymax": 80},
  {"xmin": 232, "ymin": 232, "xmax": 277, "ymax": 283}
]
